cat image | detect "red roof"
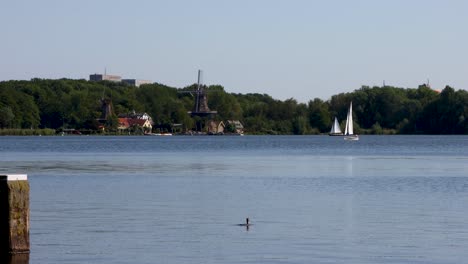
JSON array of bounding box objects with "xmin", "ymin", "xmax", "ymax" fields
[
  {"xmin": 118, "ymin": 118, "xmax": 130, "ymax": 128},
  {"xmin": 128, "ymin": 119, "xmax": 147, "ymax": 126},
  {"xmin": 118, "ymin": 118, "xmax": 149, "ymax": 128}
]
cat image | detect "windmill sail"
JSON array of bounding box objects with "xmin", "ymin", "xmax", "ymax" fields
[{"xmin": 180, "ymin": 70, "xmax": 217, "ymax": 117}]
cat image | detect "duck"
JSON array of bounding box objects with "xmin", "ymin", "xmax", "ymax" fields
[{"xmin": 237, "ymin": 217, "xmax": 252, "ymax": 226}]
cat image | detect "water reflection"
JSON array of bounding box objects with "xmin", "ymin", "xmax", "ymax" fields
[
  {"xmin": 0, "ymin": 254, "xmax": 29, "ymax": 264},
  {"xmin": 3, "ymin": 136, "xmax": 468, "ymax": 264},
  {"xmin": 237, "ymin": 218, "xmax": 251, "ymax": 231}
]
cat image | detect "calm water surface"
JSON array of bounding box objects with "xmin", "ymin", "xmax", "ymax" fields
[{"xmin": 1, "ymin": 135, "xmax": 468, "ymax": 264}]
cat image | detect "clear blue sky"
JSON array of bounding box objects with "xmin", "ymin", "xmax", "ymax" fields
[{"xmin": 1, "ymin": 0, "xmax": 467, "ymax": 102}]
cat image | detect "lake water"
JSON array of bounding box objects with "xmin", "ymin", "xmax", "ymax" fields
[{"xmin": 1, "ymin": 135, "xmax": 468, "ymax": 264}]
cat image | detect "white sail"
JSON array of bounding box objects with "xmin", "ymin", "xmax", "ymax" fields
[
  {"xmin": 344, "ymin": 108, "xmax": 349, "ymax": 135},
  {"xmin": 330, "ymin": 117, "xmax": 342, "ymax": 134},
  {"xmin": 344, "ymin": 102, "xmax": 354, "ymax": 136},
  {"xmin": 344, "ymin": 101, "xmax": 359, "ymax": 140}
]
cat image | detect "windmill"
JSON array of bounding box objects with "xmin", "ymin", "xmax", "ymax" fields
[
  {"xmin": 179, "ymin": 70, "xmax": 217, "ymax": 132},
  {"xmin": 180, "ymin": 70, "xmax": 217, "ymax": 117}
]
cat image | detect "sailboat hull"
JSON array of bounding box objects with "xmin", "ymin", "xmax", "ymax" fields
[
  {"xmin": 329, "ymin": 133, "xmax": 343, "ymax": 136},
  {"xmin": 344, "ymin": 135, "xmax": 359, "ymax": 141}
]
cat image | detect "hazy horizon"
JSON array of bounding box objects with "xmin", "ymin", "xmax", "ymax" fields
[{"xmin": 1, "ymin": 0, "xmax": 467, "ymax": 102}]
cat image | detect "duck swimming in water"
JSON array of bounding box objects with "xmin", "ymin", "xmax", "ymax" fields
[{"xmin": 238, "ymin": 218, "xmax": 252, "ymax": 226}]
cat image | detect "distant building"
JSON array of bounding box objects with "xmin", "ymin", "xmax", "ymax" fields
[
  {"xmin": 89, "ymin": 73, "xmax": 152, "ymax": 87},
  {"xmin": 122, "ymin": 79, "xmax": 152, "ymax": 87},
  {"xmin": 118, "ymin": 111, "xmax": 154, "ymax": 125},
  {"xmin": 226, "ymin": 120, "xmax": 244, "ymax": 134},
  {"xmin": 207, "ymin": 120, "xmax": 225, "ymax": 134},
  {"xmin": 117, "ymin": 118, "xmax": 130, "ymax": 131},
  {"xmin": 118, "ymin": 112, "xmax": 154, "ymax": 133},
  {"xmin": 90, "ymin": 74, "xmax": 122, "ymax": 82},
  {"xmin": 118, "ymin": 118, "xmax": 152, "ymax": 133}
]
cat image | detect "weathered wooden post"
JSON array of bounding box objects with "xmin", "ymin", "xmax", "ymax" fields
[{"xmin": 0, "ymin": 174, "xmax": 30, "ymax": 255}]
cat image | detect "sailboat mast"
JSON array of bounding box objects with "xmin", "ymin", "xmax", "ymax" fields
[
  {"xmin": 344, "ymin": 108, "xmax": 349, "ymax": 135},
  {"xmin": 348, "ymin": 102, "xmax": 354, "ymax": 135}
]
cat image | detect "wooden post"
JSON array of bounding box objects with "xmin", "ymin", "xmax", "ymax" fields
[{"xmin": 0, "ymin": 175, "xmax": 30, "ymax": 254}]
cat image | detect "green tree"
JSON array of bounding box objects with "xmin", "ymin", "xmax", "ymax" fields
[
  {"xmin": 0, "ymin": 106, "xmax": 15, "ymax": 128},
  {"xmin": 105, "ymin": 114, "xmax": 119, "ymax": 131},
  {"xmin": 308, "ymin": 98, "xmax": 331, "ymax": 132}
]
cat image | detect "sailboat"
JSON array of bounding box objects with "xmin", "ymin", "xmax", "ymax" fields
[
  {"xmin": 329, "ymin": 117, "xmax": 343, "ymax": 136},
  {"xmin": 344, "ymin": 102, "xmax": 359, "ymax": 141}
]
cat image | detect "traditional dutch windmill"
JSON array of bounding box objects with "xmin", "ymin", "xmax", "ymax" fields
[
  {"xmin": 179, "ymin": 70, "xmax": 217, "ymax": 132},
  {"xmin": 184, "ymin": 70, "xmax": 217, "ymax": 117}
]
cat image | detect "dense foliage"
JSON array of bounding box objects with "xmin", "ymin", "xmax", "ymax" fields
[{"xmin": 0, "ymin": 78, "xmax": 467, "ymax": 134}]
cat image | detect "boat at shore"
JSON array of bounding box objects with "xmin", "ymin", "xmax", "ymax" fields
[{"xmin": 145, "ymin": 133, "xmax": 173, "ymax": 136}]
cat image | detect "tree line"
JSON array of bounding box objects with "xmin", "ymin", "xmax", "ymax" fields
[{"xmin": 0, "ymin": 78, "xmax": 467, "ymax": 134}]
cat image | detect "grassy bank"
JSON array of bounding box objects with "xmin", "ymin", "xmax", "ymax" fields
[{"xmin": 0, "ymin": 129, "xmax": 56, "ymax": 136}]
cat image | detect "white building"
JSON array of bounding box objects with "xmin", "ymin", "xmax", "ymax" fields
[{"xmin": 122, "ymin": 79, "xmax": 153, "ymax": 87}]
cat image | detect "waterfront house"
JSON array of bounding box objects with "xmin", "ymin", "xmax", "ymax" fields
[
  {"xmin": 207, "ymin": 120, "xmax": 225, "ymax": 134},
  {"xmin": 118, "ymin": 111, "xmax": 154, "ymax": 125},
  {"xmin": 226, "ymin": 120, "xmax": 244, "ymax": 134},
  {"xmin": 118, "ymin": 117, "xmax": 153, "ymax": 133},
  {"xmin": 118, "ymin": 118, "xmax": 130, "ymax": 131}
]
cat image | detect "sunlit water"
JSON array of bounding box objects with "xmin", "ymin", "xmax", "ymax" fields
[{"xmin": 1, "ymin": 135, "xmax": 468, "ymax": 264}]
